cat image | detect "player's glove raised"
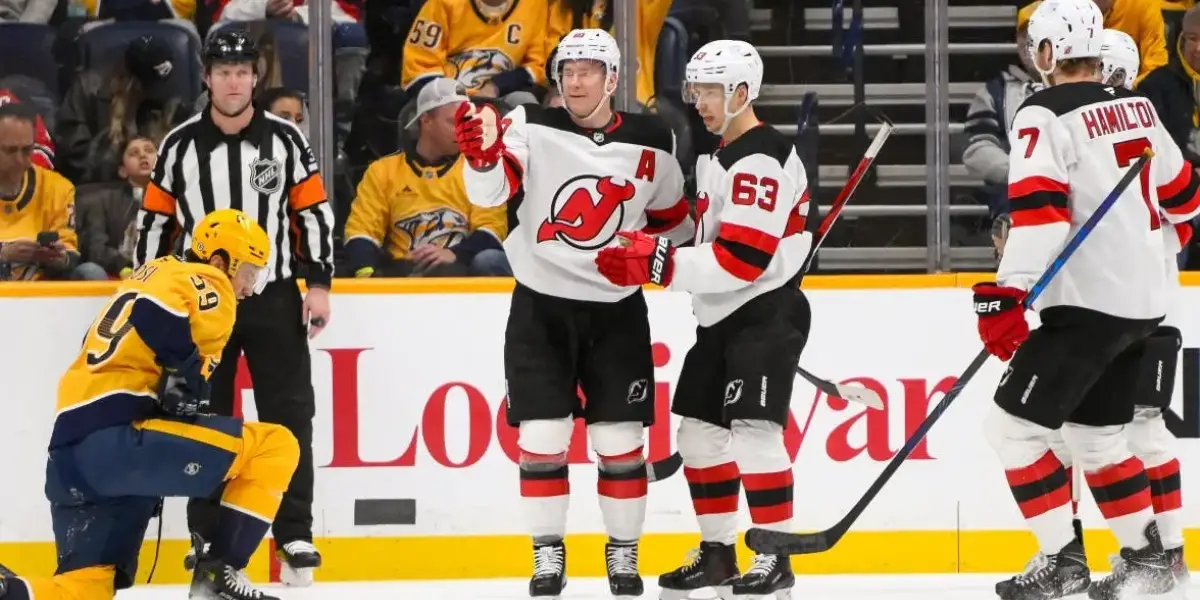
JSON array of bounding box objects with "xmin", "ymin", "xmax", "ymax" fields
[
  {"xmin": 156, "ymin": 348, "xmax": 211, "ymax": 417},
  {"xmin": 972, "ymin": 282, "xmax": 1029, "ymax": 361},
  {"xmin": 454, "ymin": 101, "xmax": 507, "ymax": 169},
  {"xmin": 596, "ymin": 231, "xmax": 675, "ymax": 287}
]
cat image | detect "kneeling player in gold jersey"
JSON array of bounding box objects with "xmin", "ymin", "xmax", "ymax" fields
[{"xmin": 0, "ymin": 209, "xmax": 299, "ymax": 600}]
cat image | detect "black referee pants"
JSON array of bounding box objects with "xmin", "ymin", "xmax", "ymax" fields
[{"xmin": 186, "ymin": 279, "xmax": 316, "ymax": 545}]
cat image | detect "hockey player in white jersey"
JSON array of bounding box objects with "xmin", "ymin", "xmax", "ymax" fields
[
  {"xmin": 974, "ymin": 2, "xmax": 1200, "ymax": 599},
  {"xmin": 596, "ymin": 40, "xmax": 810, "ymax": 600},
  {"xmin": 1002, "ymin": 28, "xmax": 1192, "ymax": 598},
  {"xmin": 454, "ymin": 28, "xmax": 694, "ymax": 600}
]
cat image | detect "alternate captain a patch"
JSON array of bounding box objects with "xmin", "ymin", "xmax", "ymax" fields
[{"xmin": 250, "ymin": 158, "xmax": 283, "ymax": 194}]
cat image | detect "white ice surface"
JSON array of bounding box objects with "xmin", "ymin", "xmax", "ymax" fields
[{"xmin": 108, "ymin": 574, "xmax": 1198, "ymax": 600}]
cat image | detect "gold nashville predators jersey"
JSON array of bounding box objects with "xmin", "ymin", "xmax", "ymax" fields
[
  {"xmin": 401, "ymin": 0, "xmax": 548, "ymax": 91},
  {"xmin": 53, "ymin": 256, "xmax": 236, "ymax": 448},
  {"xmin": 0, "ymin": 165, "xmax": 78, "ymax": 279},
  {"xmin": 546, "ymin": 0, "xmax": 673, "ymax": 106},
  {"xmin": 345, "ymin": 151, "xmax": 507, "ymax": 259}
]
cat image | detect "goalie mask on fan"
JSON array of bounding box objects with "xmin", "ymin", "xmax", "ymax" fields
[
  {"xmin": 1099, "ymin": 28, "xmax": 1139, "ymax": 89},
  {"xmin": 1025, "ymin": 0, "xmax": 1104, "ymax": 86},
  {"xmin": 683, "ymin": 39, "xmax": 764, "ymax": 137},
  {"xmin": 551, "ymin": 28, "xmax": 620, "ymax": 124}
]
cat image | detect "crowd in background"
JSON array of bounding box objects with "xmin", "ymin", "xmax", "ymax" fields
[
  {"xmin": 969, "ymin": 0, "xmax": 1200, "ymax": 268},
  {"xmin": 0, "ymin": 0, "xmax": 753, "ymax": 282}
]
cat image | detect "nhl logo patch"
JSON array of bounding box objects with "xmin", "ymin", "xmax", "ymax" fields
[
  {"xmin": 592, "ymin": 131, "xmax": 605, "ymax": 143},
  {"xmin": 249, "ymin": 158, "xmax": 283, "ymax": 194}
]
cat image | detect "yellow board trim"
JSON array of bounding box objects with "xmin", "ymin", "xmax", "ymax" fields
[
  {"xmin": 5, "ymin": 272, "xmax": 1200, "ymax": 297},
  {"xmin": 3, "ymin": 530, "xmax": 1199, "ymax": 582}
]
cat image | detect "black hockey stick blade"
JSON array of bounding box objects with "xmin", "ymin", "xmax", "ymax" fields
[
  {"xmin": 795, "ymin": 365, "xmax": 883, "ymax": 410},
  {"xmin": 749, "ymin": 350, "xmax": 990, "ymax": 554},
  {"xmin": 648, "ymin": 452, "xmax": 683, "ymax": 482},
  {"xmin": 746, "ymin": 151, "xmax": 1152, "ymax": 556}
]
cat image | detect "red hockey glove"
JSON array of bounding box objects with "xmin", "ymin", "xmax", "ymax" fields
[
  {"xmin": 596, "ymin": 231, "xmax": 675, "ymax": 287},
  {"xmin": 454, "ymin": 101, "xmax": 507, "ymax": 169},
  {"xmin": 972, "ymin": 282, "xmax": 1029, "ymax": 361}
]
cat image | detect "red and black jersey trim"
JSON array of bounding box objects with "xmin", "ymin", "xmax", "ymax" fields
[
  {"xmin": 713, "ymin": 223, "xmax": 779, "ymax": 281},
  {"xmin": 1158, "ymin": 164, "xmax": 1200, "ymax": 218},
  {"xmin": 1008, "ymin": 176, "xmax": 1070, "ymax": 227},
  {"xmin": 644, "ymin": 198, "xmax": 690, "ymax": 234}
]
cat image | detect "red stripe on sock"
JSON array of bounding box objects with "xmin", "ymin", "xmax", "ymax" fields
[
  {"xmin": 748, "ymin": 503, "xmax": 793, "ymax": 525},
  {"xmin": 1067, "ymin": 466, "xmax": 1079, "ymax": 516},
  {"xmin": 1086, "ymin": 456, "xmax": 1144, "ymax": 487},
  {"xmin": 1147, "ymin": 459, "xmax": 1182, "ymax": 512},
  {"xmin": 1155, "ymin": 490, "xmax": 1182, "ymax": 513},
  {"xmin": 741, "ymin": 470, "xmax": 794, "ymax": 490},
  {"xmin": 521, "ymin": 478, "xmax": 569, "ymax": 498},
  {"xmin": 684, "ymin": 462, "xmax": 740, "ymax": 484},
  {"xmin": 598, "ymin": 477, "xmax": 647, "ymax": 499},
  {"xmin": 1086, "ymin": 457, "xmax": 1153, "ymax": 519},
  {"xmin": 1005, "ymin": 451, "xmax": 1063, "ymax": 487},
  {"xmin": 693, "ymin": 496, "xmax": 739, "ymax": 515}
]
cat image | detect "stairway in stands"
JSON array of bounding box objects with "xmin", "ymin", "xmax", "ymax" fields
[{"xmin": 747, "ymin": 0, "xmax": 1025, "ymax": 272}]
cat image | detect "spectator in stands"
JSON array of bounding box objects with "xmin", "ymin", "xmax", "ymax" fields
[
  {"xmin": 962, "ymin": 7, "xmax": 1042, "ymax": 219},
  {"xmin": 57, "ymin": 35, "xmax": 187, "ymax": 184},
  {"xmin": 401, "ymin": 0, "xmax": 546, "ymax": 107},
  {"xmin": 212, "ymin": 0, "xmax": 363, "ymax": 26},
  {"xmin": 0, "ymin": 89, "xmax": 53, "ymax": 170},
  {"xmin": 1139, "ymin": 3, "xmax": 1200, "ymax": 165},
  {"xmin": 0, "ymin": 0, "xmax": 53, "ymax": 22},
  {"xmin": 78, "ymin": 0, "xmax": 200, "ymax": 40},
  {"xmin": 545, "ymin": 0, "xmax": 673, "ymax": 106},
  {"xmin": 0, "ymin": 104, "xmax": 105, "ymax": 280},
  {"xmin": 343, "ymin": 78, "xmax": 510, "ymax": 277},
  {"xmin": 76, "ymin": 135, "xmax": 156, "ymax": 278},
  {"xmin": 258, "ymin": 86, "xmax": 307, "ymax": 135},
  {"xmin": 1020, "ymin": 0, "xmax": 1166, "ymax": 83}
]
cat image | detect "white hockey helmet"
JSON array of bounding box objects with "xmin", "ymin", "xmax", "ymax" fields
[
  {"xmin": 684, "ymin": 40, "xmax": 764, "ymax": 135},
  {"xmin": 1100, "ymin": 28, "xmax": 1140, "ymax": 89},
  {"xmin": 552, "ymin": 28, "xmax": 621, "ymax": 82},
  {"xmin": 1025, "ymin": 0, "xmax": 1103, "ymax": 81}
]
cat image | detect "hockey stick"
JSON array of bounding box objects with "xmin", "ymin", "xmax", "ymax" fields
[
  {"xmin": 746, "ymin": 150, "xmax": 1154, "ymax": 555},
  {"xmin": 792, "ymin": 117, "xmax": 896, "ymax": 411}
]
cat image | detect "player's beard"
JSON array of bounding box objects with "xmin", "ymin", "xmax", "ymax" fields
[{"xmin": 212, "ymin": 95, "xmax": 253, "ymax": 119}]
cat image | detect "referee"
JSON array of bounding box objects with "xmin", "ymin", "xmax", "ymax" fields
[{"xmin": 134, "ymin": 30, "xmax": 333, "ymax": 585}]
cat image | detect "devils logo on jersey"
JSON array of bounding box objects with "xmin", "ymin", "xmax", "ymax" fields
[{"xmin": 537, "ymin": 175, "xmax": 636, "ymax": 250}]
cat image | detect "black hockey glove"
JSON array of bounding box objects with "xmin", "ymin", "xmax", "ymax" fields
[{"xmin": 156, "ymin": 348, "xmax": 211, "ymax": 417}]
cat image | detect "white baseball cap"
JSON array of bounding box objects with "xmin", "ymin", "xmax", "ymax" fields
[{"xmin": 406, "ymin": 77, "xmax": 470, "ymax": 128}]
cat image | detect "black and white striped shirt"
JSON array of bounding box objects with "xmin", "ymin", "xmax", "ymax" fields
[{"xmin": 135, "ymin": 107, "xmax": 335, "ymax": 288}]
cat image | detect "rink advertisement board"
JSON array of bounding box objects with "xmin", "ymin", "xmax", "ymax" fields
[{"xmin": 3, "ymin": 274, "xmax": 1200, "ymax": 582}]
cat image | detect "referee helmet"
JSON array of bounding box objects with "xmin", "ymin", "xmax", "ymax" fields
[{"xmin": 203, "ymin": 30, "xmax": 260, "ymax": 71}]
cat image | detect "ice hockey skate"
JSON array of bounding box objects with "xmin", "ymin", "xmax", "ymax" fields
[
  {"xmin": 529, "ymin": 541, "xmax": 567, "ymax": 599},
  {"xmin": 189, "ymin": 535, "xmax": 281, "ymax": 600},
  {"xmin": 1088, "ymin": 522, "xmax": 1178, "ymax": 600},
  {"xmin": 277, "ymin": 540, "xmax": 322, "ymax": 587},
  {"xmin": 658, "ymin": 542, "xmax": 739, "ymax": 600},
  {"xmin": 995, "ymin": 539, "xmax": 1090, "ymax": 600},
  {"xmin": 605, "ymin": 541, "xmax": 643, "ymax": 599},
  {"xmin": 730, "ymin": 553, "xmax": 794, "ymax": 600}
]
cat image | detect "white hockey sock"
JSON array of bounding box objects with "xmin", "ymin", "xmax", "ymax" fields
[
  {"xmin": 519, "ymin": 452, "xmax": 570, "ymax": 543},
  {"xmin": 597, "ymin": 448, "xmax": 647, "ymax": 542}
]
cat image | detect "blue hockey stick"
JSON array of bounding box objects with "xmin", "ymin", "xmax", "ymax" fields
[{"xmin": 745, "ymin": 150, "xmax": 1154, "ymax": 556}]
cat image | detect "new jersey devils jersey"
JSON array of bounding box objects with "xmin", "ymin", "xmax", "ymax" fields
[
  {"xmin": 463, "ymin": 105, "xmax": 693, "ymax": 302},
  {"xmin": 670, "ymin": 125, "xmax": 811, "ymax": 326},
  {"xmin": 1003, "ymin": 82, "xmax": 1200, "ymax": 320}
]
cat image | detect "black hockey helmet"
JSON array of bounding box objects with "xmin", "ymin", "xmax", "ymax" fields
[{"xmin": 203, "ymin": 30, "xmax": 259, "ymax": 71}]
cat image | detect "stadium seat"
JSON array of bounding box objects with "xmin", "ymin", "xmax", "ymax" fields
[
  {"xmin": 75, "ymin": 22, "xmax": 203, "ymax": 105},
  {"xmin": 0, "ymin": 24, "xmax": 61, "ymax": 101},
  {"xmin": 654, "ymin": 17, "xmax": 689, "ymax": 109}
]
